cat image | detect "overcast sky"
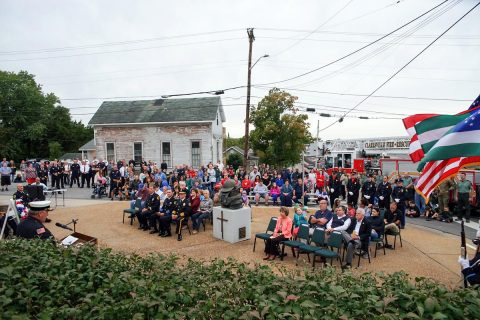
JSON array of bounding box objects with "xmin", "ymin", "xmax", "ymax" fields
[{"xmin": 1, "ymin": 0, "xmax": 479, "ymax": 140}]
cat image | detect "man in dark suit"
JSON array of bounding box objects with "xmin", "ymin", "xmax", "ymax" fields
[{"xmin": 342, "ymin": 208, "xmax": 372, "ymax": 269}]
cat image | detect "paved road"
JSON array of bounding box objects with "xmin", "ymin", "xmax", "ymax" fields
[{"xmin": 407, "ymin": 216, "xmax": 479, "ymax": 242}]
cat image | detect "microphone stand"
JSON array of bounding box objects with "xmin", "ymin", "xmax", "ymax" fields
[{"xmin": 63, "ymin": 219, "xmax": 78, "ymax": 232}]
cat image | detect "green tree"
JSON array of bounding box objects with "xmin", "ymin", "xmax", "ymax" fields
[
  {"xmin": 226, "ymin": 152, "xmax": 243, "ymax": 169},
  {"xmin": 48, "ymin": 141, "xmax": 62, "ymax": 159},
  {"xmin": 223, "ymin": 135, "xmax": 244, "ymax": 151},
  {"xmin": 249, "ymin": 88, "xmax": 313, "ymax": 167},
  {"xmin": 0, "ymin": 70, "xmax": 93, "ymax": 161}
]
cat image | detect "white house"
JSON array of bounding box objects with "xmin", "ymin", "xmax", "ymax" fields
[{"xmin": 87, "ymin": 96, "xmax": 225, "ymax": 168}]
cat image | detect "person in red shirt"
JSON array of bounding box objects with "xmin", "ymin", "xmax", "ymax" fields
[{"xmin": 242, "ymin": 174, "xmax": 252, "ymax": 194}]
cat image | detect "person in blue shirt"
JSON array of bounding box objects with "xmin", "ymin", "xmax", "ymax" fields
[
  {"xmin": 275, "ymin": 174, "xmax": 284, "ymax": 188},
  {"xmin": 309, "ymin": 199, "xmax": 333, "ymax": 232}
]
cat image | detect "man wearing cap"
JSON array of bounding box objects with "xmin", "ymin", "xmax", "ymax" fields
[
  {"xmin": 346, "ymin": 172, "xmax": 360, "ymax": 207},
  {"xmin": 361, "ymin": 175, "xmax": 376, "ymax": 205},
  {"xmin": 16, "ymin": 201, "xmax": 53, "ymax": 240}
]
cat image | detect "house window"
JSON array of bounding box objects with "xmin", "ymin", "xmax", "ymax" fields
[
  {"xmin": 191, "ymin": 141, "xmax": 201, "ymax": 167},
  {"xmin": 106, "ymin": 142, "xmax": 115, "ymax": 162},
  {"xmin": 161, "ymin": 142, "xmax": 172, "ymax": 167},
  {"xmin": 133, "ymin": 142, "xmax": 143, "ymax": 163}
]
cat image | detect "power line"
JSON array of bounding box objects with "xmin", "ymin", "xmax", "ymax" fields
[
  {"xmin": 252, "ymin": 85, "xmax": 472, "ymax": 102},
  {"xmin": 318, "ymin": 0, "xmax": 480, "ymax": 132},
  {"xmin": 0, "ymin": 37, "xmax": 244, "ymax": 63},
  {"xmin": 254, "ymin": 0, "xmax": 449, "ymax": 87},
  {"xmin": 271, "ymin": 0, "xmax": 355, "ymax": 57},
  {"xmin": 0, "ymin": 29, "xmax": 245, "ymax": 55}
]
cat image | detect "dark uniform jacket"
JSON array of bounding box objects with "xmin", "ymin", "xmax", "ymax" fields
[
  {"xmin": 377, "ymin": 182, "xmax": 392, "ymax": 200},
  {"xmin": 176, "ymin": 197, "xmax": 191, "ymax": 218},
  {"xmin": 347, "ymin": 178, "xmax": 360, "ymax": 194},
  {"xmin": 16, "ymin": 216, "xmax": 53, "ymax": 240},
  {"xmin": 145, "ymin": 193, "xmax": 161, "ymax": 212},
  {"xmin": 368, "ymin": 215, "xmax": 384, "ymax": 235},
  {"xmin": 362, "ymin": 181, "xmax": 376, "ymax": 199},
  {"xmin": 392, "ymin": 185, "xmax": 406, "ymax": 203},
  {"xmin": 14, "ymin": 191, "xmax": 30, "ymax": 204},
  {"xmin": 161, "ymin": 196, "xmax": 177, "ymax": 215},
  {"xmin": 49, "ymin": 165, "xmax": 60, "ymax": 177},
  {"xmin": 71, "ymin": 163, "xmax": 80, "ymax": 176}
]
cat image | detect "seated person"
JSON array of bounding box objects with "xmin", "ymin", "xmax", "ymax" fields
[
  {"xmin": 280, "ymin": 180, "xmax": 293, "ymax": 207},
  {"xmin": 173, "ymin": 191, "xmax": 191, "ymax": 241},
  {"xmin": 269, "ymin": 182, "xmax": 281, "ymax": 205},
  {"xmin": 347, "ymin": 203, "xmax": 356, "ymax": 218},
  {"xmin": 188, "ymin": 189, "xmax": 201, "ymax": 233},
  {"xmin": 128, "ymin": 175, "xmax": 141, "ymax": 199},
  {"xmin": 136, "ymin": 186, "xmax": 160, "ymax": 231},
  {"xmin": 325, "ymin": 205, "xmax": 351, "ymax": 235},
  {"xmin": 253, "ymin": 181, "xmax": 269, "ymax": 206},
  {"xmin": 293, "ymin": 206, "xmax": 308, "ymax": 237},
  {"xmin": 342, "ymin": 208, "xmax": 372, "ymax": 269},
  {"xmin": 241, "ymin": 189, "xmax": 250, "ymax": 207},
  {"xmin": 384, "ymin": 202, "xmax": 402, "ymax": 249},
  {"xmin": 157, "ymin": 189, "xmax": 177, "ymax": 237},
  {"xmin": 191, "ymin": 189, "xmax": 213, "ymax": 233},
  {"xmin": 368, "ymin": 206, "xmax": 384, "ymax": 240},
  {"xmin": 308, "ymin": 199, "xmax": 333, "ymax": 233},
  {"xmin": 405, "ymin": 200, "xmax": 421, "ymax": 218},
  {"xmin": 263, "ymin": 206, "xmax": 292, "ymax": 261}
]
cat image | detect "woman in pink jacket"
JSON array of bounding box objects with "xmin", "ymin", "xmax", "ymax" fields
[{"xmin": 263, "ymin": 206, "xmax": 293, "ymax": 261}]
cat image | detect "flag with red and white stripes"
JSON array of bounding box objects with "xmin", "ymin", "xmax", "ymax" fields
[
  {"xmin": 415, "ymin": 156, "xmax": 480, "ymax": 200},
  {"xmin": 402, "ymin": 114, "xmax": 437, "ymax": 163}
]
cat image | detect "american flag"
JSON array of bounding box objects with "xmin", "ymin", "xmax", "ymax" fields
[{"xmin": 469, "ymin": 94, "xmax": 480, "ymax": 110}]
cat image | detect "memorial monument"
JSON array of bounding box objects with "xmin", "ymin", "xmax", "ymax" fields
[{"xmin": 213, "ymin": 179, "xmax": 251, "ymax": 244}]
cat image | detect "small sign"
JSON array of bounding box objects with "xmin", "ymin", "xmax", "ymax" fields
[{"xmin": 239, "ymin": 227, "xmax": 246, "ymax": 239}]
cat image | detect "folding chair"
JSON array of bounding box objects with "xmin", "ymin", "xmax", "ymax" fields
[
  {"xmin": 356, "ymin": 239, "xmax": 371, "ymax": 268},
  {"xmin": 296, "ymin": 228, "xmax": 325, "ymax": 266},
  {"xmin": 280, "ymin": 224, "xmax": 310, "ymax": 261},
  {"xmin": 123, "ymin": 198, "xmax": 142, "ymax": 225},
  {"xmin": 253, "ymin": 217, "xmax": 277, "ymax": 252},
  {"xmin": 385, "ymin": 228, "xmax": 403, "ymax": 249},
  {"xmin": 372, "ymin": 234, "xmax": 386, "ymax": 257},
  {"xmin": 313, "ymin": 231, "xmax": 343, "ymax": 268}
]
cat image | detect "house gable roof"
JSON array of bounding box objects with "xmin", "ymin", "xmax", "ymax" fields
[
  {"xmin": 88, "ymin": 96, "xmax": 225, "ymax": 126},
  {"xmin": 79, "ymin": 139, "xmax": 95, "ymax": 151}
]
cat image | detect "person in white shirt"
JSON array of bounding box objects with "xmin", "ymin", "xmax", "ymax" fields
[
  {"xmin": 80, "ymin": 161, "xmax": 90, "ymax": 188},
  {"xmin": 326, "ymin": 206, "xmax": 351, "ymax": 234},
  {"xmin": 254, "ymin": 181, "xmax": 269, "ymax": 206}
]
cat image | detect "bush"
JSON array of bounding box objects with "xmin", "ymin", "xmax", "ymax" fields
[{"xmin": 1, "ymin": 239, "xmax": 479, "ymax": 319}]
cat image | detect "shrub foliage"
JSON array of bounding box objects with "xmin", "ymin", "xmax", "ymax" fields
[{"xmin": 1, "ymin": 239, "xmax": 479, "ymax": 319}]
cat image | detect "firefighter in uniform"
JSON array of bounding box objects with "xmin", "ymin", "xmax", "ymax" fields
[
  {"xmin": 346, "ymin": 172, "xmax": 360, "ymax": 206},
  {"xmin": 329, "ymin": 171, "xmax": 342, "ymax": 205},
  {"xmin": 392, "ymin": 179, "xmax": 406, "ymax": 228},
  {"xmin": 361, "ymin": 174, "xmax": 376, "ymax": 204},
  {"xmin": 136, "ymin": 186, "xmax": 160, "ymax": 231},
  {"xmin": 37, "ymin": 163, "xmax": 49, "ymax": 186},
  {"xmin": 16, "ymin": 201, "xmax": 54, "ymax": 240},
  {"xmin": 49, "ymin": 161, "xmax": 60, "ymax": 189},
  {"xmin": 174, "ymin": 191, "xmax": 191, "ymax": 241},
  {"xmin": 70, "ymin": 159, "xmax": 81, "ymax": 188},
  {"xmin": 158, "ymin": 189, "xmax": 177, "ymax": 237},
  {"xmin": 376, "ymin": 175, "xmax": 392, "ymax": 209}
]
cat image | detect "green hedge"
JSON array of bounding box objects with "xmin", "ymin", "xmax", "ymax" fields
[{"xmin": 0, "ymin": 239, "xmax": 479, "ymax": 319}]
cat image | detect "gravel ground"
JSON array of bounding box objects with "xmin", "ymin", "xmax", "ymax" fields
[{"xmin": 39, "ymin": 201, "xmax": 476, "ymax": 289}]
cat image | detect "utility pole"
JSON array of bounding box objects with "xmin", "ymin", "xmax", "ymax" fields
[
  {"xmin": 244, "ymin": 28, "xmax": 254, "ymax": 168},
  {"xmin": 316, "ymin": 119, "xmax": 320, "ymax": 169}
]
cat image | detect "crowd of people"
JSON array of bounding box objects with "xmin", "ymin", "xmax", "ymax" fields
[{"xmin": 0, "ymin": 157, "xmax": 476, "ymax": 241}]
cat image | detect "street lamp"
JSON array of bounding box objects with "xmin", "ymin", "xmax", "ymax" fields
[{"xmin": 244, "ymin": 53, "xmax": 268, "ymax": 167}]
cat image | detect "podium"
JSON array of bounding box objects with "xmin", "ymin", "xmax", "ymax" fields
[
  {"xmin": 213, "ymin": 206, "xmax": 251, "ymax": 244},
  {"xmin": 60, "ymin": 232, "xmax": 97, "ymax": 247}
]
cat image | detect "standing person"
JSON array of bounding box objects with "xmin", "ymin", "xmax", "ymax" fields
[
  {"xmin": 207, "ymin": 164, "xmax": 216, "ymax": 193},
  {"xmin": 456, "ymin": 172, "xmax": 474, "ymax": 223},
  {"xmin": 62, "ymin": 161, "xmax": 71, "ymax": 187},
  {"xmin": 263, "ymin": 206, "xmax": 292, "ymax": 261},
  {"xmin": 16, "ymin": 201, "xmax": 53, "ymax": 240},
  {"xmin": 392, "ymin": 179, "xmax": 407, "ymax": 228},
  {"xmin": 37, "ymin": 162, "xmax": 49, "ymax": 186},
  {"xmin": 70, "ymin": 159, "xmax": 81, "ymax": 188},
  {"xmin": 346, "ymin": 172, "xmax": 360, "ymax": 207},
  {"xmin": 361, "ymin": 174, "xmax": 376, "ymax": 204},
  {"xmin": 9, "ymin": 160, "xmax": 17, "ymax": 182},
  {"xmin": 80, "ymin": 160, "xmax": 90, "ymax": 188},
  {"xmin": 437, "ymin": 178, "xmax": 454, "ymax": 223},
  {"xmin": 24, "ymin": 163, "xmax": 37, "ymax": 185},
  {"xmin": 57, "ymin": 161, "xmax": 65, "ymax": 189},
  {"xmin": 329, "ymin": 171, "xmax": 342, "ymax": 206},
  {"xmin": 174, "ymin": 191, "xmax": 191, "ymax": 241},
  {"xmin": 0, "ymin": 162, "xmax": 12, "ymax": 191},
  {"xmin": 377, "ymin": 175, "xmax": 392, "ymax": 209},
  {"xmin": 49, "ymin": 161, "xmax": 61, "ymax": 190},
  {"xmin": 109, "ymin": 166, "xmax": 121, "ymax": 200}
]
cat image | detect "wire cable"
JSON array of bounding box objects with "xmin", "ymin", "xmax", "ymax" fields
[
  {"xmin": 318, "ymin": 0, "xmax": 480, "ymax": 132},
  {"xmin": 254, "ymin": 0, "xmax": 449, "ymax": 87}
]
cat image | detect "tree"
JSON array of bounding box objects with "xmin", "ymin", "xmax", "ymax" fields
[
  {"xmin": 249, "ymin": 88, "xmax": 313, "ymax": 167},
  {"xmin": 227, "ymin": 152, "xmax": 243, "ymax": 170},
  {"xmin": 0, "ymin": 70, "xmax": 93, "ymax": 161}
]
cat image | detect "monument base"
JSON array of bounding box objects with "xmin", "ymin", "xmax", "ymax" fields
[{"xmin": 213, "ymin": 206, "xmax": 251, "ymax": 244}]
